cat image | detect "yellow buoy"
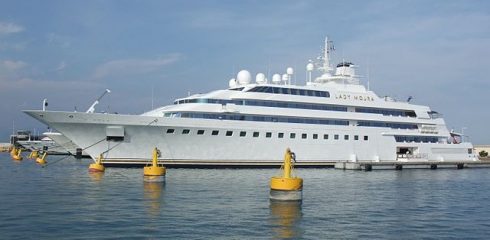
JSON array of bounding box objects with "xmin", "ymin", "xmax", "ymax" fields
[
  {"xmin": 88, "ymin": 154, "xmax": 105, "ymax": 173},
  {"xmin": 11, "ymin": 147, "xmax": 23, "ymax": 161},
  {"xmin": 270, "ymin": 148, "xmax": 303, "ymax": 201},
  {"xmin": 10, "ymin": 147, "xmax": 16, "ymax": 157},
  {"xmin": 143, "ymin": 148, "xmax": 166, "ymax": 182},
  {"xmin": 28, "ymin": 150, "xmax": 39, "ymax": 159},
  {"xmin": 36, "ymin": 152, "xmax": 48, "ymax": 165}
]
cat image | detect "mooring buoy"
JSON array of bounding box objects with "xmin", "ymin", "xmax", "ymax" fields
[
  {"xmin": 88, "ymin": 154, "xmax": 105, "ymax": 173},
  {"xmin": 270, "ymin": 148, "xmax": 303, "ymax": 201},
  {"xmin": 143, "ymin": 148, "xmax": 166, "ymax": 182},
  {"xmin": 36, "ymin": 152, "xmax": 48, "ymax": 165},
  {"xmin": 28, "ymin": 150, "xmax": 39, "ymax": 159},
  {"xmin": 11, "ymin": 147, "xmax": 23, "ymax": 161}
]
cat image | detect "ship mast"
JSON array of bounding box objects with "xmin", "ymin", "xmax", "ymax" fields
[{"xmin": 319, "ymin": 36, "xmax": 334, "ymax": 76}]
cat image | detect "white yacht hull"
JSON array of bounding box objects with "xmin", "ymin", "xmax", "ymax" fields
[
  {"xmin": 43, "ymin": 132, "xmax": 90, "ymax": 157},
  {"xmin": 24, "ymin": 110, "xmax": 477, "ymax": 166}
]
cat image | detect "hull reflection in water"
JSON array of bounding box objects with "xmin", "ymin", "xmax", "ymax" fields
[
  {"xmin": 270, "ymin": 201, "xmax": 303, "ymax": 239},
  {"xmin": 143, "ymin": 182, "xmax": 165, "ymax": 217},
  {"xmin": 270, "ymin": 189, "xmax": 302, "ymax": 201}
]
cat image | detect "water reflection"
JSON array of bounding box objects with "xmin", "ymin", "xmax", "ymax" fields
[
  {"xmin": 269, "ymin": 201, "xmax": 303, "ymax": 239},
  {"xmin": 143, "ymin": 182, "xmax": 165, "ymax": 217},
  {"xmin": 88, "ymin": 172, "xmax": 104, "ymax": 182}
]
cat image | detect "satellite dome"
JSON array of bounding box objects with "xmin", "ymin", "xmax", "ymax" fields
[
  {"xmin": 286, "ymin": 67, "xmax": 294, "ymax": 75},
  {"xmin": 237, "ymin": 70, "xmax": 252, "ymax": 85},
  {"xmin": 282, "ymin": 74, "xmax": 289, "ymax": 81},
  {"xmin": 256, "ymin": 73, "xmax": 266, "ymax": 84},
  {"xmin": 229, "ymin": 78, "xmax": 237, "ymax": 88},
  {"xmin": 306, "ymin": 63, "xmax": 314, "ymax": 71},
  {"xmin": 272, "ymin": 74, "xmax": 281, "ymax": 84}
]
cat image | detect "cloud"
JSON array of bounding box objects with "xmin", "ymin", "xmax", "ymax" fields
[
  {"xmin": 55, "ymin": 61, "xmax": 66, "ymax": 71},
  {"xmin": 0, "ymin": 60, "xmax": 28, "ymax": 80},
  {"xmin": 46, "ymin": 33, "xmax": 71, "ymax": 48},
  {"xmin": 0, "ymin": 22, "xmax": 24, "ymax": 35},
  {"xmin": 93, "ymin": 54, "xmax": 182, "ymax": 79},
  {"xmin": 1, "ymin": 60, "xmax": 27, "ymax": 71}
]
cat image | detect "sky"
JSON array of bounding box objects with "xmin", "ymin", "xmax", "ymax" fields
[{"xmin": 0, "ymin": 0, "xmax": 489, "ymax": 144}]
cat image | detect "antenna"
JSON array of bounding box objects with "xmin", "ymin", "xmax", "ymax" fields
[
  {"xmin": 367, "ymin": 59, "xmax": 370, "ymax": 91},
  {"xmin": 306, "ymin": 60, "xmax": 314, "ymax": 83},
  {"xmin": 318, "ymin": 36, "xmax": 334, "ymax": 76},
  {"xmin": 86, "ymin": 89, "xmax": 111, "ymax": 113},
  {"xmin": 151, "ymin": 85, "xmax": 154, "ymax": 110}
]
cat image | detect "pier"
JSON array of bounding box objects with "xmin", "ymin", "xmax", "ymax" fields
[{"xmin": 334, "ymin": 160, "xmax": 490, "ymax": 171}]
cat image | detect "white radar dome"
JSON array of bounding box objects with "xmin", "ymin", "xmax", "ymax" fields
[
  {"xmin": 282, "ymin": 74, "xmax": 289, "ymax": 81},
  {"xmin": 229, "ymin": 78, "xmax": 237, "ymax": 88},
  {"xmin": 255, "ymin": 73, "xmax": 266, "ymax": 84},
  {"xmin": 237, "ymin": 70, "xmax": 252, "ymax": 85},
  {"xmin": 306, "ymin": 63, "xmax": 314, "ymax": 71},
  {"xmin": 286, "ymin": 67, "xmax": 294, "ymax": 75},
  {"xmin": 272, "ymin": 74, "xmax": 281, "ymax": 84}
]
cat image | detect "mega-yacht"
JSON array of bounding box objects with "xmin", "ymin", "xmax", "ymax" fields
[{"xmin": 24, "ymin": 38, "xmax": 477, "ymax": 166}]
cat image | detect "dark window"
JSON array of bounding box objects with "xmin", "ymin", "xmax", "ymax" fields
[
  {"xmin": 334, "ymin": 134, "xmax": 339, "ymax": 140},
  {"xmin": 354, "ymin": 135, "xmax": 359, "ymax": 140},
  {"xmin": 182, "ymin": 129, "xmax": 190, "ymax": 134},
  {"xmin": 323, "ymin": 134, "xmax": 329, "ymax": 140},
  {"xmin": 266, "ymin": 132, "xmax": 272, "ymax": 138},
  {"xmin": 302, "ymin": 133, "xmax": 307, "ymax": 139},
  {"xmin": 290, "ymin": 133, "xmax": 296, "ymax": 139},
  {"xmin": 364, "ymin": 136, "xmax": 369, "ymax": 141},
  {"xmin": 226, "ymin": 131, "xmax": 233, "ymax": 136},
  {"xmin": 313, "ymin": 134, "xmax": 318, "ymax": 139},
  {"xmin": 166, "ymin": 129, "xmax": 175, "ymax": 134},
  {"xmin": 344, "ymin": 135, "xmax": 349, "ymax": 140},
  {"xmin": 253, "ymin": 132, "xmax": 259, "ymax": 137},
  {"xmin": 197, "ymin": 130, "xmax": 205, "ymax": 135},
  {"xmin": 212, "ymin": 130, "xmax": 219, "ymax": 136},
  {"xmin": 278, "ymin": 133, "xmax": 284, "ymax": 138},
  {"xmin": 240, "ymin": 131, "xmax": 246, "ymax": 137},
  {"xmin": 248, "ymin": 87, "xmax": 330, "ymax": 98}
]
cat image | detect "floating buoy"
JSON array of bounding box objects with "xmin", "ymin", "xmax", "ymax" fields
[
  {"xmin": 270, "ymin": 148, "xmax": 303, "ymax": 201},
  {"xmin": 10, "ymin": 147, "xmax": 17, "ymax": 158},
  {"xmin": 28, "ymin": 150, "xmax": 39, "ymax": 159},
  {"xmin": 143, "ymin": 148, "xmax": 166, "ymax": 182},
  {"xmin": 88, "ymin": 154, "xmax": 105, "ymax": 173},
  {"xmin": 11, "ymin": 147, "xmax": 23, "ymax": 161},
  {"xmin": 36, "ymin": 152, "xmax": 48, "ymax": 165}
]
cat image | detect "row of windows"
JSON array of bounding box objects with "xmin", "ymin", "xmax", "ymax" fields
[
  {"xmin": 176, "ymin": 112, "xmax": 350, "ymax": 126},
  {"xmin": 166, "ymin": 112, "xmax": 419, "ymax": 130},
  {"xmin": 166, "ymin": 128, "xmax": 369, "ymax": 141},
  {"xmin": 174, "ymin": 98, "xmax": 416, "ymax": 117},
  {"xmin": 356, "ymin": 107, "xmax": 417, "ymax": 117},
  {"xmin": 247, "ymin": 86, "xmax": 330, "ymax": 98},
  {"xmin": 395, "ymin": 135, "xmax": 439, "ymax": 143},
  {"xmin": 357, "ymin": 121, "xmax": 418, "ymax": 130},
  {"xmin": 174, "ymin": 98, "xmax": 346, "ymax": 112}
]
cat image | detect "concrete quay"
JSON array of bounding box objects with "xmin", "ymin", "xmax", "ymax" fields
[{"xmin": 334, "ymin": 160, "xmax": 490, "ymax": 171}]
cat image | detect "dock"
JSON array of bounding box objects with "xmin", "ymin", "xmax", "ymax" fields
[
  {"xmin": 334, "ymin": 160, "xmax": 490, "ymax": 171},
  {"xmin": 0, "ymin": 143, "xmax": 12, "ymax": 152}
]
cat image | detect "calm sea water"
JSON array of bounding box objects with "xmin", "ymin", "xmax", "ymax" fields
[{"xmin": 1, "ymin": 154, "xmax": 490, "ymax": 239}]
